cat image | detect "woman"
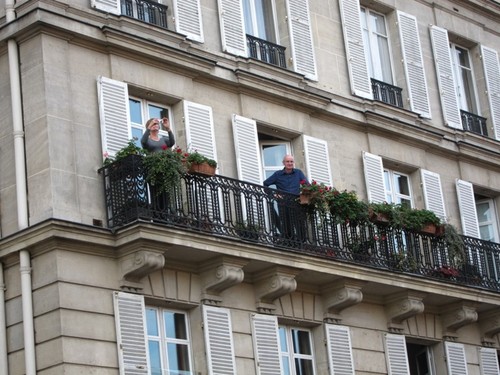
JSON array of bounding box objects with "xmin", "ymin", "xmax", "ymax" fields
[{"xmin": 141, "ymin": 117, "xmax": 175, "ymax": 152}]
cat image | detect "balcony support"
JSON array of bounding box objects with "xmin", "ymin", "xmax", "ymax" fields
[
  {"xmin": 478, "ymin": 309, "xmax": 500, "ymax": 346},
  {"xmin": 254, "ymin": 267, "xmax": 300, "ymax": 313},
  {"xmin": 322, "ymin": 280, "xmax": 365, "ymax": 323},
  {"xmin": 200, "ymin": 257, "xmax": 247, "ymax": 305},
  {"xmin": 385, "ymin": 291, "xmax": 426, "ymax": 332},
  {"xmin": 441, "ymin": 302, "xmax": 478, "ymax": 339},
  {"xmin": 120, "ymin": 250, "xmax": 165, "ymax": 290}
]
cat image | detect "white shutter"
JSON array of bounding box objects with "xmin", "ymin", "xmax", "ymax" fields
[
  {"xmin": 91, "ymin": 0, "xmax": 121, "ymax": 15},
  {"xmin": 456, "ymin": 179, "xmax": 480, "ymax": 238},
  {"xmin": 338, "ymin": 0, "xmax": 373, "ymax": 99},
  {"xmin": 232, "ymin": 115, "xmax": 263, "ymax": 184},
  {"xmin": 203, "ymin": 305, "xmax": 236, "ymax": 375},
  {"xmin": 174, "ymin": 0, "xmax": 204, "ymax": 42},
  {"xmin": 429, "ymin": 26, "xmax": 462, "ymax": 129},
  {"xmin": 362, "ymin": 152, "xmax": 386, "ymax": 203},
  {"xmin": 286, "ymin": 0, "xmax": 317, "ymax": 80},
  {"xmin": 184, "ymin": 101, "xmax": 217, "ymax": 165},
  {"xmin": 384, "ymin": 334, "xmax": 410, "ymax": 375},
  {"xmin": 217, "ymin": 0, "xmax": 247, "ymax": 57},
  {"xmin": 397, "ymin": 11, "xmax": 431, "ymax": 118},
  {"xmin": 113, "ymin": 292, "xmax": 150, "ymax": 375},
  {"xmin": 445, "ymin": 342, "xmax": 468, "ymax": 375},
  {"xmin": 97, "ymin": 76, "xmax": 131, "ymax": 157},
  {"xmin": 304, "ymin": 136, "xmax": 333, "ymax": 185},
  {"xmin": 325, "ymin": 324, "xmax": 355, "ymax": 375},
  {"xmin": 251, "ymin": 314, "xmax": 282, "ymax": 375},
  {"xmin": 421, "ymin": 169, "xmax": 447, "ymax": 221},
  {"xmin": 479, "ymin": 347, "xmax": 500, "ymax": 375},
  {"xmin": 481, "ymin": 45, "xmax": 500, "ymax": 140}
]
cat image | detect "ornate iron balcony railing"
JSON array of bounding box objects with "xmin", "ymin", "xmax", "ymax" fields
[
  {"xmin": 371, "ymin": 78, "xmax": 404, "ymax": 108},
  {"xmin": 100, "ymin": 155, "xmax": 500, "ymax": 292},
  {"xmin": 246, "ymin": 34, "xmax": 287, "ymax": 68},
  {"xmin": 121, "ymin": 0, "xmax": 168, "ymax": 29},
  {"xmin": 461, "ymin": 110, "xmax": 488, "ymax": 136}
]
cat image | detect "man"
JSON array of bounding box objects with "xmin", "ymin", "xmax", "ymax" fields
[{"xmin": 263, "ymin": 155, "xmax": 308, "ymax": 194}]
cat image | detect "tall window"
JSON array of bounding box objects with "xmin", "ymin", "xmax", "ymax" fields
[
  {"xmin": 384, "ymin": 170, "xmax": 412, "ymax": 207},
  {"xmin": 243, "ymin": 0, "xmax": 278, "ymax": 42},
  {"xmin": 261, "ymin": 141, "xmax": 291, "ymax": 180},
  {"xmin": 476, "ymin": 199, "xmax": 499, "ymax": 242},
  {"xmin": 407, "ymin": 342, "xmax": 435, "ymax": 375},
  {"xmin": 450, "ymin": 44, "xmax": 479, "ymax": 114},
  {"xmin": 129, "ymin": 97, "xmax": 172, "ymax": 146},
  {"xmin": 279, "ymin": 326, "xmax": 316, "ymax": 375},
  {"xmin": 146, "ymin": 307, "xmax": 193, "ymax": 375}
]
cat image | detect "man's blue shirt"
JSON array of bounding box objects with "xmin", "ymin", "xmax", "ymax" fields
[{"xmin": 263, "ymin": 168, "xmax": 308, "ymax": 195}]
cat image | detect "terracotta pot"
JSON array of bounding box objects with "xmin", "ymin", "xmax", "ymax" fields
[
  {"xmin": 188, "ymin": 162, "xmax": 216, "ymax": 176},
  {"xmin": 299, "ymin": 192, "xmax": 312, "ymax": 205},
  {"xmin": 419, "ymin": 223, "xmax": 438, "ymax": 235},
  {"xmin": 369, "ymin": 210, "xmax": 390, "ymax": 225}
]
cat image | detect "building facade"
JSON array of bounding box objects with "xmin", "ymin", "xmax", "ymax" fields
[{"xmin": 1, "ymin": 0, "xmax": 500, "ymax": 374}]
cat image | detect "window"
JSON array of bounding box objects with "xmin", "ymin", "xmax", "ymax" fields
[
  {"xmin": 243, "ymin": 0, "xmax": 278, "ymax": 43},
  {"xmin": 146, "ymin": 307, "xmax": 193, "ymax": 375},
  {"xmin": 129, "ymin": 97, "xmax": 172, "ymax": 147},
  {"xmin": 450, "ymin": 44, "xmax": 479, "ymax": 114},
  {"xmin": 121, "ymin": 0, "xmax": 168, "ymax": 28},
  {"xmin": 384, "ymin": 170, "xmax": 412, "ymax": 207},
  {"xmin": 407, "ymin": 342, "xmax": 435, "ymax": 375},
  {"xmin": 261, "ymin": 142, "xmax": 291, "ymax": 180},
  {"xmin": 476, "ymin": 199, "xmax": 499, "ymax": 243},
  {"xmin": 279, "ymin": 326, "xmax": 316, "ymax": 375}
]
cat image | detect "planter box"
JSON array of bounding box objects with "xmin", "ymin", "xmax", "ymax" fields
[{"xmin": 189, "ymin": 162, "xmax": 216, "ymax": 176}]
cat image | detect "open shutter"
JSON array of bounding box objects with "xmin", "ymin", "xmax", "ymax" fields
[
  {"xmin": 184, "ymin": 101, "xmax": 217, "ymax": 165},
  {"xmin": 429, "ymin": 26, "xmax": 462, "ymax": 129},
  {"xmin": 251, "ymin": 314, "xmax": 282, "ymax": 375},
  {"xmin": 174, "ymin": 0, "xmax": 204, "ymax": 42},
  {"xmin": 479, "ymin": 347, "xmax": 500, "ymax": 375},
  {"xmin": 421, "ymin": 169, "xmax": 447, "ymax": 222},
  {"xmin": 445, "ymin": 342, "xmax": 468, "ymax": 375},
  {"xmin": 232, "ymin": 115, "xmax": 263, "ymax": 184},
  {"xmin": 338, "ymin": 0, "xmax": 372, "ymax": 99},
  {"xmin": 384, "ymin": 334, "xmax": 410, "ymax": 375},
  {"xmin": 217, "ymin": 0, "xmax": 247, "ymax": 57},
  {"xmin": 113, "ymin": 292, "xmax": 150, "ymax": 375},
  {"xmin": 325, "ymin": 324, "xmax": 355, "ymax": 375},
  {"xmin": 91, "ymin": 0, "xmax": 121, "ymax": 15},
  {"xmin": 397, "ymin": 11, "xmax": 431, "ymax": 118},
  {"xmin": 203, "ymin": 305, "xmax": 236, "ymax": 375},
  {"xmin": 304, "ymin": 136, "xmax": 332, "ymax": 185},
  {"xmin": 97, "ymin": 76, "xmax": 131, "ymax": 157},
  {"xmin": 362, "ymin": 152, "xmax": 386, "ymax": 203},
  {"xmin": 456, "ymin": 179, "xmax": 480, "ymax": 238},
  {"xmin": 286, "ymin": 0, "xmax": 317, "ymax": 80},
  {"xmin": 481, "ymin": 45, "xmax": 500, "ymax": 140}
]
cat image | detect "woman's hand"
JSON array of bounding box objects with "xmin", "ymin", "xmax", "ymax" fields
[{"xmin": 161, "ymin": 118, "xmax": 170, "ymax": 131}]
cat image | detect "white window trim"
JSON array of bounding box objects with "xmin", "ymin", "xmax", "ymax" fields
[
  {"xmin": 279, "ymin": 326, "xmax": 316, "ymax": 375},
  {"xmin": 450, "ymin": 43, "xmax": 481, "ymax": 115}
]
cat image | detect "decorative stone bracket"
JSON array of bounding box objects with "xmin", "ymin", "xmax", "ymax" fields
[
  {"xmin": 120, "ymin": 250, "xmax": 165, "ymax": 290},
  {"xmin": 322, "ymin": 280, "xmax": 366, "ymax": 323},
  {"xmin": 478, "ymin": 309, "xmax": 500, "ymax": 346},
  {"xmin": 254, "ymin": 266, "xmax": 300, "ymax": 313},
  {"xmin": 385, "ymin": 291, "xmax": 426, "ymax": 333},
  {"xmin": 441, "ymin": 302, "xmax": 478, "ymax": 339}
]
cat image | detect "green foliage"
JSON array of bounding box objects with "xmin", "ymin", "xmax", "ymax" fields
[
  {"xmin": 441, "ymin": 223, "xmax": 465, "ymax": 266},
  {"xmin": 327, "ymin": 189, "xmax": 369, "ymax": 224},
  {"xmin": 186, "ymin": 151, "xmax": 217, "ymax": 168},
  {"xmin": 142, "ymin": 147, "xmax": 186, "ymax": 194},
  {"xmin": 103, "ymin": 139, "xmax": 145, "ymax": 166},
  {"xmin": 394, "ymin": 205, "xmax": 441, "ymax": 231}
]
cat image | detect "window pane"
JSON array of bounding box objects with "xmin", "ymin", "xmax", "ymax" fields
[
  {"xmin": 148, "ymin": 104, "xmax": 170, "ymax": 132},
  {"xmin": 243, "ymin": 0, "xmax": 254, "ymax": 35},
  {"xmin": 294, "ymin": 358, "xmax": 314, "ymax": 375},
  {"xmin": 164, "ymin": 312, "xmax": 187, "ymax": 339},
  {"xmin": 148, "ymin": 340, "xmax": 162, "ymax": 375},
  {"xmin": 291, "ymin": 329, "xmax": 311, "ymax": 355},
  {"xmin": 394, "ymin": 174, "xmax": 410, "ymax": 196},
  {"xmin": 146, "ymin": 308, "xmax": 159, "ymax": 336},
  {"xmin": 167, "ymin": 343, "xmax": 191, "ymax": 372},
  {"xmin": 129, "ymin": 98, "xmax": 143, "ymax": 124},
  {"xmin": 279, "ymin": 327, "xmax": 288, "ymax": 351},
  {"xmin": 282, "ymin": 355, "xmax": 291, "ymax": 375}
]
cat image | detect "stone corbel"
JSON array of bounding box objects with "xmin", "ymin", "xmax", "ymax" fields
[
  {"xmin": 441, "ymin": 302, "xmax": 478, "ymax": 338},
  {"xmin": 254, "ymin": 266, "xmax": 300, "ymax": 313},
  {"xmin": 385, "ymin": 291, "xmax": 426, "ymax": 333},
  {"xmin": 120, "ymin": 250, "xmax": 165, "ymax": 290},
  {"xmin": 200, "ymin": 257, "xmax": 247, "ymax": 305},
  {"xmin": 322, "ymin": 280, "xmax": 366, "ymax": 323},
  {"xmin": 478, "ymin": 309, "xmax": 500, "ymax": 346}
]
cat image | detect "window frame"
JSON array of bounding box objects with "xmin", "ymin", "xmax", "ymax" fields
[
  {"xmin": 476, "ymin": 198, "xmax": 500, "ymax": 243},
  {"xmin": 243, "ymin": 0, "xmax": 280, "ymax": 43},
  {"xmin": 279, "ymin": 325, "xmax": 316, "ymax": 375},
  {"xmin": 450, "ymin": 43, "xmax": 480, "ymax": 115},
  {"xmin": 384, "ymin": 169, "xmax": 413, "ymax": 207},
  {"xmin": 260, "ymin": 141, "xmax": 292, "ymax": 180},
  {"xmin": 129, "ymin": 96, "xmax": 174, "ymax": 146}
]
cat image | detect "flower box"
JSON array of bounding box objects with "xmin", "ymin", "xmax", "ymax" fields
[
  {"xmin": 299, "ymin": 192, "xmax": 313, "ymax": 205},
  {"xmin": 189, "ymin": 162, "xmax": 216, "ymax": 176}
]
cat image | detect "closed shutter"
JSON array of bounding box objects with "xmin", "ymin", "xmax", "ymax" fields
[
  {"xmin": 174, "ymin": 0, "xmax": 204, "ymax": 42},
  {"xmin": 479, "ymin": 347, "xmax": 500, "ymax": 375},
  {"xmin": 429, "ymin": 26, "xmax": 462, "ymax": 129},
  {"xmin": 203, "ymin": 305, "xmax": 236, "ymax": 375},
  {"xmin": 384, "ymin": 334, "xmax": 410, "ymax": 375},
  {"xmin": 217, "ymin": 0, "xmax": 247, "ymax": 57},
  {"xmin": 397, "ymin": 11, "xmax": 431, "ymax": 118},
  {"xmin": 456, "ymin": 179, "xmax": 480, "ymax": 238},
  {"xmin": 97, "ymin": 76, "xmax": 131, "ymax": 157},
  {"xmin": 481, "ymin": 45, "xmax": 500, "ymax": 140},
  {"xmin": 91, "ymin": 0, "xmax": 121, "ymax": 15},
  {"xmin": 286, "ymin": 0, "xmax": 317, "ymax": 80},
  {"xmin": 325, "ymin": 324, "xmax": 355, "ymax": 375},
  {"xmin": 304, "ymin": 136, "xmax": 332, "ymax": 185},
  {"xmin": 251, "ymin": 314, "xmax": 282, "ymax": 375},
  {"xmin": 362, "ymin": 152, "xmax": 386, "ymax": 203},
  {"xmin": 421, "ymin": 169, "xmax": 447, "ymax": 221},
  {"xmin": 445, "ymin": 342, "xmax": 468, "ymax": 375},
  {"xmin": 338, "ymin": 0, "xmax": 372, "ymax": 99},
  {"xmin": 113, "ymin": 292, "xmax": 150, "ymax": 375},
  {"xmin": 184, "ymin": 101, "xmax": 218, "ymax": 165},
  {"xmin": 232, "ymin": 115, "xmax": 263, "ymax": 184}
]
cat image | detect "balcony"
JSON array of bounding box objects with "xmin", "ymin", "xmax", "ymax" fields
[
  {"xmin": 121, "ymin": 0, "xmax": 168, "ymax": 29},
  {"xmin": 371, "ymin": 78, "xmax": 404, "ymax": 108},
  {"xmin": 100, "ymin": 155, "xmax": 500, "ymax": 292},
  {"xmin": 246, "ymin": 35, "xmax": 287, "ymax": 68},
  {"xmin": 461, "ymin": 110, "xmax": 488, "ymax": 136}
]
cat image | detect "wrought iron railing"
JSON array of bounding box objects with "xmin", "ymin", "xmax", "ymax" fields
[
  {"xmin": 371, "ymin": 78, "xmax": 404, "ymax": 108},
  {"xmin": 461, "ymin": 110, "xmax": 488, "ymax": 136},
  {"xmin": 246, "ymin": 35, "xmax": 287, "ymax": 68},
  {"xmin": 100, "ymin": 155, "xmax": 500, "ymax": 291},
  {"xmin": 121, "ymin": 0, "xmax": 168, "ymax": 29}
]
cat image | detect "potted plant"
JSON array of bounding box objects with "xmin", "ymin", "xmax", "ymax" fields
[
  {"xmin": 102, "ymin": 139, "xmax": 145, "ymax": 166},
  {"xmin": 299, "ymin": 180, "xmax": 332, "ymax": 214},
  {"xmin": 367, "ymin": 202, "xmax": 396, "ymax": 226},
  {"xmin": 142, "ymin": 146, "xmax": 187, "ymax": 194},
  {"xmin": 440, "ymin": 223, "xmax": 465, "ymax": 266},
  {"xmin": 393, "ymin": 205, "xmax": 441, "ymax": 234},
  {"xmin": 186, "ymin": 150, "xmax": 217, "ymax": 176},
  {"xmin": 327, "ymin": 189, "xmax": 369, "ymax": 225}
]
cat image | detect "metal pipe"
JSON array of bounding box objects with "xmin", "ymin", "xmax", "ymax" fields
[{"xmin": 0, "ymin": 263, "xmax": 8, "ymax": 375}]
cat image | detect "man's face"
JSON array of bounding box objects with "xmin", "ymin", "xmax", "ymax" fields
[{"xmin": 283, "ymin": 156, "xmax": 294, "ymax": 171}]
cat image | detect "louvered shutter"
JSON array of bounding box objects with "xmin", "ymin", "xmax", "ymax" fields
[
  {"xmin": 113, "ymin": 292, "xmax": 150, "ymax": 375},
  {"xmin": 445, "ymin": 342, "xmax": 468, "ymax": 375},
  {"xmin": 421, "ymin": 169, "xmax": 447, "ymax": 221},
  {"xmin": 251, "ymin": 314, "xmax": 282, "ymax": 375},
  {"xmin": 481, "ymin": 45, "xmax": 500, "ymax": 140},
  {"xmin": 203, "ymin": 305, "xmax": 236, "ymax": 375},
  {"xmin": 456, "ymin": 179, "xmax": 480, "ymax": 238},
  {"xmin": 304, "ymin": 136, "xmax": 332, "ymax": 185},
  {"xmin": 429, "ymin": 26, "xmax": 462, "ymax": 129},
  {"xmin": 184, "ymin": 101, "xmax": 218, "ymax": 165},
  {"xmin": 97, "ymin": 76, "xmax": 131, "ymax": 157},
  {"xmin": 479, "ymin": 347, "xmax": 500, "ymax": 375},
  {"xmin": 217, "ymin": 0, "xmax": 247, "ymax": 57},
  {"xmin": 232, "ymin": 115, "xmax": 263, "ymax": 184},
  {"xmin": 338, "ymin": 0, "xmax": 372, "ymax": 99},
  {"xmin": 362, "ymin": 152, "xmax": 386, "ymax": 203},
  {"xmin": 91, "ymin": 0, "xmax": 121, "ymax": 15},
  {"xmin": 325, "ymin": 324, "xmax": 355, "ymax": 375},
  {"xmin": 397, "ymin": 11, "xmax": 431, "ymax": 118},
  {"xmin": 384, "ymin": 334, "xmax": 410, "ymax": 375},
  {"xmin": 286, "ymin": 0, "xmax": 317, "ymax": 80},
  {"xmin": 174, "ymin": 0, "xmax": 204, "ymax": 42}
]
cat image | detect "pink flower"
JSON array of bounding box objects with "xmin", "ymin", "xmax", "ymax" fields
[{"xmin": 103, "ymin": 151, "xmax": 109, "ymax": 158}]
